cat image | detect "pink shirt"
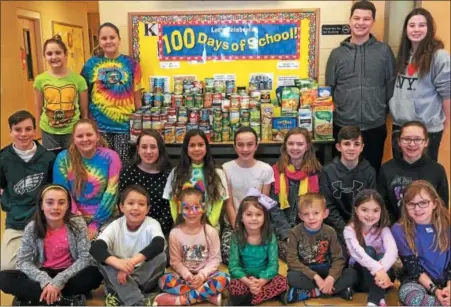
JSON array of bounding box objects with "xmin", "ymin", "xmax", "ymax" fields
[
  {"xmin": 169, "ymin": 224, "xmax": 221, "ymax": 280},
  {"xmin": 42, "ymin": 225, "xmax": 74, "ymax": 270}
]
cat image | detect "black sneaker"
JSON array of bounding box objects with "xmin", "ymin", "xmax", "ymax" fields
[
  {"xmin": 339, "ymin": 287, "xmax": 354, "ymax": 300},
  {"xmin": 57, "ymin": 294, "xmax": 87, "ymax": 306}
]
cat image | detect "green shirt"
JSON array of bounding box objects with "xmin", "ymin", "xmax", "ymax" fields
[
  {"xmin": 33, "ymin": 71, "xmax": 87, "ymax": 134},
  {"xmin": 228, "ymin": 232, "xmax": 279, "ymax": 279}
]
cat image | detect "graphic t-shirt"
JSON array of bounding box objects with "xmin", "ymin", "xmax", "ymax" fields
[
  {"xmin": 33, "ymin": 71, "xmax": 87, "ymax": 134},
  {"xmin": 81, "ymin": 55, "xmax": 142, "ymax": 133}
]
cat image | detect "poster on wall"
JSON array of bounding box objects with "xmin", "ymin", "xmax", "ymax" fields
[
  {"xmin": 52, "ymin": 22, "xmax": 85, "ymax": 73},
  {"xmin": 129, "ymin": 10, "xmax": 319, "ymax": 97}
]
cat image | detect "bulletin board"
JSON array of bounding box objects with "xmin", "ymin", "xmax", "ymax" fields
[
  {"xmin": 52, "ymin": 21, "xmax": 85, "ymax": 73},
  {"xmin": 128, "ymin": 9, "xmax": 319, "ymax": 95}
]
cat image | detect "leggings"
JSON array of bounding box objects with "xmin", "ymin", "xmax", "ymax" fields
[
  {"xmin": 0, "ymin": 266, "xmax": 102, "ymax": 303},
  {"xmin": 159, "ymin": 271, "xmax": 229, "ymax": 304},
  {"xmin": 228, "ymin": 274, "xmax": 287, "ymax": 305},
  {"xmin": 399, "ymin": 282, "xmax": 442, "ymax": 306}
]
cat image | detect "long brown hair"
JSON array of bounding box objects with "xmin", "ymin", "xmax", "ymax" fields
[
  {"xmin": 277, "ymin": 127, "xmax": 321, "ymax": 174},
  {"xmin": 348, "ymin": 189, "xmax": 391, "ymax": 247},
  {"xmin": 33, "ymin": 184, "xmax": 80, "ymax": 239},
  {"xmin": 234, "ymin": 196, "xmax": 273, "ymax": 248},
  {"xmin": 395, "ymin": 8, "xmax": 444, "ymax": 78},
  {"xmin": 69, "ymin": 119, "xmax": 108, "ymax": 196},
  {"xmin": 171, "ymin": 129, "xmax": 223, "ymax": 203},
  {"xmin": 400, "ymin": 180, "xmax": 450, "ymax": 254}
]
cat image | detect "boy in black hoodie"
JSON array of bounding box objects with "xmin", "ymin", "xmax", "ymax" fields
[
  {"xmin": 320, "ymin": 126, "xmax": 376, "ymax": 246},
  {"xmin": 0, "ymin": 110, "xmax": 55, "ymax": 270}
]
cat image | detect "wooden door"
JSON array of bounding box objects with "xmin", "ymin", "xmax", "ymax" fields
[{"xmin": 17, "ymin": 17, "xmax": 40, "ymax": 134}]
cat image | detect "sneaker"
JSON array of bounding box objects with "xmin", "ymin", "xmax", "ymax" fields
[
  {"xmin": 57, "ymin": 294, "xmax": 87, "ymax": 306},
  {"xmin": 105, "ymin": 293, "xmax": 120, "ymax": 306},
  {"xmin": 339, "ymin": 287, "xmax": 354, "ymax": 301},
  {"xmin": 207, "ymin": 294, "xmax": 222, "ymax": 306},
  {"xmin": 152, "ymin": 293, "xmax": 185, "ymax": 306},
  {"xmin": 379, "ymin": 299, "xmax": 387, "ymax": 306},
  {"xmin": 282, "ymin": 287, "xmax": 310, "ymax": 304}
]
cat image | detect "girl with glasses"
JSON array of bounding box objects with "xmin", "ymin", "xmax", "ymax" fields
[
  {"xmin": 392, "ymin": 180, "xmax": 450, "ymax": 306},
  {"xmin": 377, "ymin": 121, "xmax": 448, "ymax": 223}
]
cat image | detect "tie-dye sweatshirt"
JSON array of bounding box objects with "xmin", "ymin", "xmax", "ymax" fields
[
  {"xmin": 53, "ymin": 147, "xmax": 121, "ymax": 231},
  {"xmin": 81, "ymin": 54, "xmax": 142, "ymax": 134}
]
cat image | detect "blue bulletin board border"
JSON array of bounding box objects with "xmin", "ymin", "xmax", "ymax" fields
[{"xmin": 129, "ymin": 9, "xmax": 319, "ymax": 78}]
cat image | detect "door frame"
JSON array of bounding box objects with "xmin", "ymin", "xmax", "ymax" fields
[{"xmin": 16, "ymin": 8, "xmax": 44, "ymax": 74}]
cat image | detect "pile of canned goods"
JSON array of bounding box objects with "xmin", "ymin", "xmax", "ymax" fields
[{"xmin": 130, "ymin": 77, "xmax": 272, "ymax": 143}]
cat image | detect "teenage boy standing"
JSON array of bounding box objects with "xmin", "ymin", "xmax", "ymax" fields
[
  {"xmin": 326, "ymin": 0, "xmax": 396, "ymax": 175},
  {"xmin": 0, "ymin": 111, "xmax": 55, "ymax": 270}
]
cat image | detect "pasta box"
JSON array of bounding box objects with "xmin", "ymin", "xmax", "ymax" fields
[{"xmin": 272, "ymin": 117, "xmax": 297, "ymax": 141}]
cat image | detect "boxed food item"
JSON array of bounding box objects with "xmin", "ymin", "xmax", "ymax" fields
[
  {"xmin": 276, "ymin": 86, "xmax": 300, "ymax": 110},
  {"xmin": 260, "ymin": 103, "xmax": 274, "ymax": 142},
  {"xmin": 272, "ymin": 117, "xmax": 297, "ymax": 141},
  {"xmin": 313, "ymin": 105, "xmax": 334, "ymax": 140},
  {"xmin": 298, "ymin": 107, "xmax": 313, "ymax": 133}
]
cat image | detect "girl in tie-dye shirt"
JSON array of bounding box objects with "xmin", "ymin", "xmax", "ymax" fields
[
  {"xmin": 81, "ymin": 22, "xmax": 142, "ymax": 163},
  {"xmin": 53, "ymin": 119, "xmax": 121, "ymax": 240}
]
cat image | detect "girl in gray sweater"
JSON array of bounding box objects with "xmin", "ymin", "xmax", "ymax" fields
[{"xmin": 0, "ymin": 184, "xmax": 102, "ymax": 306}]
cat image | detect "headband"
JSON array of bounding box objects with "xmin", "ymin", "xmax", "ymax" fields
[
  {"xmin": 245, "ymin": 187, "xmax": 277, "ymax": 210},
  {"xmin": 41, "ymin": 185, "xmax": 66, "ymax": 197}
]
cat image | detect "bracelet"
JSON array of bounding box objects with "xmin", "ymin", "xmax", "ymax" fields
[{"xmin": 428, "ymin": 283, "xmax": 438, "ymax": 295}]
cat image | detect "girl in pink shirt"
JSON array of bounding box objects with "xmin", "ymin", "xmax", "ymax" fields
[
  {"xmin": 154, "ymin": 186, "xmax": 230, "ymax": 306},
  {"xmin": 344, "ymin": 189, "xmax": 398, "ymax": 306},
  {"xmin": 0, "ymin": 184, "xmax": 102, "ymax": 306}
]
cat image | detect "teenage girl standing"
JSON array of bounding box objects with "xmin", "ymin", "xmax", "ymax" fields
[{"xmin": 81, "ymin": 22, "xmax": 142, "ymax": 162}]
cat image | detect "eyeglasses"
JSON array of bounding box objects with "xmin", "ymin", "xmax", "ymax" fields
[
  {"xmin": 400, "ymin": 137, "xmax": 425, "ymax": 145},
  {"xmin": 406, "ymin": 200, "xmax": 431, "ymax": 210}
]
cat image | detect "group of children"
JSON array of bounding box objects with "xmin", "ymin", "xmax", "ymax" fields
[
  {"xmin": 1, "ymin": 106, "xmax": 450, "ymax": 306},
  {"xmin": 0, "ymin": 15, "xmax": 449, "ymax": 307}
]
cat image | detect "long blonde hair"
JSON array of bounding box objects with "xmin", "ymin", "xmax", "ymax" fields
[
  {"xmin": 400, "ymin": 180, "xmax": 450, "ymax": 254},
  {"xmin": 69, "ymin": 119, "xmax": 108, "ymax": 196}
]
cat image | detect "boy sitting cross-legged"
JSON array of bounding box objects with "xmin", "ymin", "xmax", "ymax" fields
[{"xmin": 283, "ymin": 193, "xmax": 358, "ymax": 304}]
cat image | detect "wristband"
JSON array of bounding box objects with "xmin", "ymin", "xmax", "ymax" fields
[{"xmin": 428, "ymin": 283, "xmax": 438, "ymax": 295}]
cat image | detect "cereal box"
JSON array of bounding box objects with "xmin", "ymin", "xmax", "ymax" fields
[
  {"xmin": 272, "ymin": 117, "xmax": 297, "ymax": 141},
  {"xmin": 313, "ymin": 105, "xmax": 334, "ymax": 140}
]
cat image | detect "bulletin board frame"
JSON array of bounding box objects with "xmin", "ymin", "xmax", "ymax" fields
[
  {"xmin": 51, "ymin": 21, "xmax": 86, "ymax": 73},
  {"xmin": 128, "ymin": 9, "xmax": 320, "ymax": 91}
]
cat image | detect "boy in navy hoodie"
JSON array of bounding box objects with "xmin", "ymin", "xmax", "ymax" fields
[
  {"xmin": 0, "ymin": 110, "xmax": 55, "ymax": 270},
  {"xmin": 320, "ymin": 126, "xmax": 376, "ymax": 246}
]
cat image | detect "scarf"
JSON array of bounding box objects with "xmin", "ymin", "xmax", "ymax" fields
[{"xmin": 273, "ymin": 164, "xmax": 319, "ymax": 209}]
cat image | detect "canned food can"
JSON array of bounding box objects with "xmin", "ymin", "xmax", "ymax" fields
[
  {"xmin": 142, "ymin": 112, "xmax": 152, "ymax": 129},
  {"xmin": 212, "ymin": 130, "xmax": 222, "ymax": 142},
  {"xmin": 226, "ymin": 80, "xmax": 235, "ymax": 95},
  {"xmin": 204, "ymin": 93, "xmax": 213, "ymax": 108},
  {"xmin": 241, "ymin": 96, "xmax": 250, "ymax": 109},
  {"xmin": 177, "ymin": 107, "xmax": 188, "ymax": 124},
  {"xmin": 153, "ymin": 78, "xmax": 165, "ymax": 93},
  {"xmin": 222, "ymin": 127, "xmax": 231, "ymax": 141},
  {"xmin": 237, "ymin": 86, "xmax": 247, "ymax": 96},
  {"xmin": 194, "ymin": 94, "xmax": 204, "ymax": 108},
  {"xmin": 143, "ymin": 92, "xmax": 153, "ymax": 106},
  {"xmin": 189, "ymin": 108, "xmax": 200, "ymax": 124},
  {"xmin": 172, "ymin": 94, "xmax": 184, "ymax": 107},
  {"xmin": 229, "ymin": 108, "xmax": 240, "ymax": 125},
  {"xmin": 154, "ymin": 93, "xmax": 163, "ymax": 107},
  {"xmin": 174, "ymin": 79, "xmax": 184, "ymax": 95},
  {"xmin": 163, "ymin": 92, "xmax": 172, "ymax": 107},
  {"xmin": 200, "ymin": 108, "xmax": 210, "ymax": 122},
  {"xmin": 164, "ymin": 122, "xmax": 176, "ymax": 143},
  {"xmin": 184, "ymin": 94, "xmax": 194, "ymax": 108}
]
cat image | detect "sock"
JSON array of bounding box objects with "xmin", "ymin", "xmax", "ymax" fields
[
  {"xmin": 310, "ymin": 288, "xmax": 320, "ymax": 297},
  {"xmin": 379, "ymin": 298, "xmax": 387, "ymax": 305}
]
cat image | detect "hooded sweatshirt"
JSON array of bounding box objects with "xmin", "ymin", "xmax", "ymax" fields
[
  {"xmin": 389, "ymin": 49, "xmax": 450, "ymax": 132},
  {"xmin": 320, "ymin": 157, "xmax": 376, "ymax": 234},
  {"xmin": 326, "ymin": 34, "xmax": 396, "ymax": 130},
  {"xmin": 378, "ymin": 155, "xmax": 449, "ymax": 223},
  {"xmin": 0, "ymin": 142, "xmax": 55, "ymax": 230}
]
